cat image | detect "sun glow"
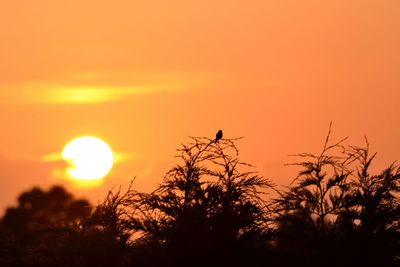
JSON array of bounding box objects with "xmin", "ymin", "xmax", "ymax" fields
[
  {"xmin": 62, "ymin": 136, "xmax": 114, "ymax": 182},
  {"xmin": 43, "ymin": 86, "xmax": 147, "ymax": 104}
]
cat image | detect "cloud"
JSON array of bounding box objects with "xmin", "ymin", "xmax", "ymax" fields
[
  {"xmin": 0, "ymin": 71, "xmax": 216, "ymax": 104},
  {"xmin": 35, "ymin": 86, "xmax": 154, "ymax": 104}
]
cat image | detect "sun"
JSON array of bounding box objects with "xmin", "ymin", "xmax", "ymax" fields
[{"xmin": 62, "ymin": 136, "xmax": 114, "ymax": 182}]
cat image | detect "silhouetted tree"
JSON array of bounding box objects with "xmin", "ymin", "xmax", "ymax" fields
[
  {"xmin": 274, "ymin": 126, "xmax": 349, "ymax": 231},
  {"xmin": 272, "ymin": 126, "xmax": 400, "ymax": 267},
  {"xmin": 122, "ymin": 136, "xmax": 273, "ymax": 266},
  {"xmin": 60, "ymin": 188, "xmax": 133, "ymax": 267},
  {"xmin": 1, "ymin": 130, "xmax": 398, "ymax": 267},
  {"xmin": 341, "ymin": 139, "xmax": 400, "ymax": 234},
  {"xmin": 335, "ymin": 139, "xmax": 400, "ymax": 266},
  {"xmin": 271, "ymin": 126, "xmax": 353, "ymax": 266},
  {"xmin": 2, "ymin": 185, "xmax": 90, "ymax": 244},
  {"xmin": 1, "ymin": 186, "xmax": 90, "ymax": 267},
  {"xmin": 0, "ymin": 221, "xmax": 14, "ymax": 267}
]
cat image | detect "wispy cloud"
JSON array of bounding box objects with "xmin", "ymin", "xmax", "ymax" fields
[
  {"xmin": 37, "ymin": 86, "xmax": 157, "ymax": 104},
  {"xmin": 0, "ymin": 71, "xmax": 216, "ymax": 104}
]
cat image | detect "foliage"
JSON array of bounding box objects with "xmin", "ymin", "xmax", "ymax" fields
[
  {"xmin": 127, "ymin": 137, "xmax": 272, "ymax": 240},
  {"xmin": 272, "ymin": 125, "xmax": 400, "ymax": 267},
  {"xmin": 0, "ymin": 131, "xmax": 399, "ymax": 267},
  {"xmin": 116, "ymin": 136, "xmax": 273, "ymax": 266},
  {"xmin": 2, "ymin": 185, "xmax": 90, "ymax": 243},
  {"xmin": 274, "ymin": 125, "xmax": 350, "ymax": 235},
  {"xmin": 340, "ymin": 139, "xmax": 400, "ymax": 235}
]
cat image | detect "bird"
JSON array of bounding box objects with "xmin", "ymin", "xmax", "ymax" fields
[{"xmin": 215, "ymin": 129, "xmax": 223, "ymax": 142}]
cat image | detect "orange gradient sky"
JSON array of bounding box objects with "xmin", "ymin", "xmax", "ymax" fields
[{"xmin": 0, "ymin": 1, "xmax": 399, "ymax": 212}]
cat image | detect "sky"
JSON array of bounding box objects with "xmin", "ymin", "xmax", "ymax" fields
[{"xmin": 0, "ymin": 0, "xmax": 399, "ymax": 212}]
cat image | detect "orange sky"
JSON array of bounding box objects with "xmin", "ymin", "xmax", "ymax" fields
[{"xmin": 0, "ymin": 1, "xmax": 399, "ymax": 212}]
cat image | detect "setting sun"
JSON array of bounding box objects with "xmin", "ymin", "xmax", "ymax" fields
[{"xmin": 61, "ymin": 136, "xmax": 114, "ymax": 182}]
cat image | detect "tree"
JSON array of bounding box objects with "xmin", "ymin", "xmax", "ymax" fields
[
  {"xmin": 2, "ymin": 185, "xmax": 90, "ymax": 243},
  {"xmin": 274, "ymin": 125, "xmax": 350, "ymax": 236},
  {"xmin": 335, "ymin": 139, "xmax": 400, "ymax": 266},
  {"xmin": 272, "ymin": 126, "xmax": 400, "ymax": 267},
  {"xmin": 341, "ymin": 139, "xmax": 400, "ymax": 235},
  {"xmin": 0, "ymin": 186, "xmax": 91, "ymax": 267},
  {"xmin": 61, "ymin": 188, "xmax": 133, "ymax": 267},
  {"xmin": 121, "ymin": 136, "xmax": 273, "ymax": 266},
  {"xmin": 1, "ymin": 130, "xmax": 398, "ymax": 267}
]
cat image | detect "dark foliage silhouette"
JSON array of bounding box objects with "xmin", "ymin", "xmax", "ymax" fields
[
  {"xmin": 336, "ymin": 139, "xmax": 400, "ymax": 266},
  {"xmin": 1, "ymin": 186, "xmax": 91, "ymax": 267},
  {"xmin": 0, "ymin": 130, "xmax": 398, "ymax": 267},
  {"xmin": 341, "ymin": 139, "xmax": 399, "ymax": 235},
  {"xmin": 65, "ymin": 189, "xmax": 132, "ymax": 267},
  {"xmin": 272, "ymin": 126, "xmax": 400, "ymax": 267},
  {"xmin": 3, "ymin": 186, "xmax": 90, "ymax": 242},
  {"xmin": 118, "ymin": 136, "xmax": 273, "ymax": 266},
  {"xmin": 272, "ymin": 126, "xmax": 352, "ymax": 266}
]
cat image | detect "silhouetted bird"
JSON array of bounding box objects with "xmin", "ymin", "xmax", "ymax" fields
[{"xmin": 215, "ymin": 130, "xmax": 223, "ymax": 142}]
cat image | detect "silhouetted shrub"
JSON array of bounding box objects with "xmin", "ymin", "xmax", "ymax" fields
[
  {"xmin": 110, "ymin": 136, "xmax": 274, "ymax": 266},
  {"xmin": 272, "ymin": 126, "xmax": 400, "ymax": 267},
  {"xmin": 1, "ymin": 131, "xmax": 398, "ymax": 267}
]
